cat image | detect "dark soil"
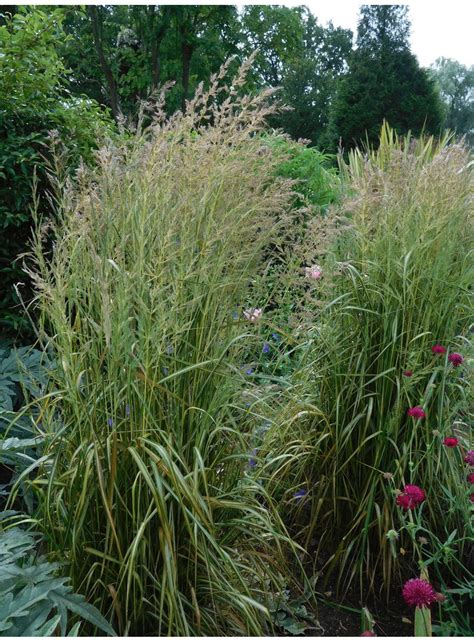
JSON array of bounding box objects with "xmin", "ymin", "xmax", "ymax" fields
[{"xmin": 314, "ymin": 592, "xmax": 413, "ymax": 637}]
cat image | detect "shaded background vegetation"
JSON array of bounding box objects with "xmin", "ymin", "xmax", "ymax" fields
[{"xmin": 0, "ymin": 4, "xmax": 473, "ymax": 342}]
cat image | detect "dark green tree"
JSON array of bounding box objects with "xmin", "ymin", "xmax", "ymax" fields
[
  {"xmin": 278, "ymin": 12, "xmax": 352, "ymax": 147},
  {"xmin": 429, "ymin": 57, "xmax": 474, "ymax": 145},
  {"xmin": 330, "ymin": 5, "xmax": 444, "ymax": 148},
  {"xmin": 61, "ymin": 6, "xmax": 240, "ymax": 119},
  {"xmin": 241, "ymin": 6, "xmax": 305, "ymax": 86}
]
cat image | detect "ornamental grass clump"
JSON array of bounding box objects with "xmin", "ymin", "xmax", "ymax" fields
[
  {"xmin": 265, "ymin": 124, "xmax": 473, "ymax": 594},
  {"xmin": 26, "ymin": 58, "xmax": 300, "ymax": 636}
]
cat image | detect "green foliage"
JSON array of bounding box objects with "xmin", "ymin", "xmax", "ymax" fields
[
  {"xmin": 330, "ymin": 6, "xmax": 444, "ymax": 148},
  {"xmin": 241, "ymin": 6, "xmax": 305, "ymax": 86},
  {"xmin": 61, "ymin": 5, "xmax": 241, "ymax": 117},
  {"xmin": 0, "ymin": 346, "xmax": 50, "ymax": 412},
  {"xmin": 0, "ymin": 525, "xmax": 115, "ymax": 636},
  {"xmin": 0, "ymin": 344, "xmax": 54, "ymax": 513},
  {"xmin": 276, "ymin": 12, "xmax": 353, "ymax": 147},
  {"xmin": 264, "ymin": 125, "xmax": 473, "ymax": 594},
  {"xmin": 0, "ymin": 7, "xmax": 112, "ymax": 341},
  {"xmin": 264, "ymin": 135, "xmax": 339, "ymax": 212},
  {"xmin": 28, "ymin": 66, "xmax": 301, "ymax": 636},
  {"xmin": 429, "ymin": 57, "xmax": 474, "ymax": 145}
]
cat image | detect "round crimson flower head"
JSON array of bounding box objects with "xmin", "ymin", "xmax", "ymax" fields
[
  {"xmin": 464, "ymin": 451, "xmax": 474, "ymax": 466},
  {"xmin": 448, "ymin": 352, "xmax": 464, "ymax": 367},
  {"xmin": 403, "ymin": 370, "xmax": 413, "ymax": 377},
  {"xmin": 432, "ymin": 344, "xmax": 447, "ymax": 355},
  {"xmin": 443, "ymin": 437, "xmax": 459, "ymax": 448},
  {"xmin": 470, "ymin": 493, "xmax": 474, "ymax": 504},
  {"xmin": 407, "ymin": 406, "xmax": 426, "ymax": 420},
  {"xmin": 467, "ymin": 473, "xmax": 474, "ymax": 484},
  {"xmin": 402, "ymin": 578, "xmax": 437, "ymax": 608},
  {"xmin": 396, "ymin": 485, "xmax": 426, "ymax": 511}
]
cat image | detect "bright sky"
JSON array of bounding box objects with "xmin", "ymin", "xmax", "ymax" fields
[{"xmin": 300, "ymin": 1, "xmax": 474, "ymax": 68}]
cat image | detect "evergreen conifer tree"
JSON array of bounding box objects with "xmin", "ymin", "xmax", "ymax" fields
[{"xmin": 330, "ymin": 5, "xmax": 443, "ymax": 148}]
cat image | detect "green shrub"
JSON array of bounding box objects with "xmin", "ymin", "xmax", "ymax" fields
[
  {"xmin": 27, "ymin": 62, "xmax": 301, "ymax": 635},
  {"xmin": 263, "ymin": 134, "xmax": 339, "ymax": 213},
  {"xmin": 0, "ymin": 7, "xmax": 112, "ymax": 340},
  {"xmin": 0, "ymin": 522, "xmax": 115, "ymax": 636},
  {"xmin": 265, "ymin": 124, "xmax": 473, "ymax": 594}
]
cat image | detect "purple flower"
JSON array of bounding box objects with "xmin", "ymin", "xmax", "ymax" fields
[
  {"xmin": 125, "ymin": 404, "xmax": 130, "ymax": 417},
  {"xmin": 262, "ymin": 342, "xmax": 270, "ymax": 354},
  {"xmin": 245, "ymin": 367, "xmax": 254, "ymax": 375},
  {"xmin": 294, "ymin": 488, "xmax": 307, "ymax": 500},
  {"xmin": 248, "ymin": 448, "xmax": 258, "ymax": 468},
  {"xmin": 464, "ymin": 450, "xmax": 474, "ymax": 466},
  {"xmin": 166, "ymin": 344, "xmax": 174, "ymax": 355},
  {"xmin": 271, "ymin": 333, "xmax": 281, "ymax": 342},
  {"xmin": 107, "ymin": 417, "xmax": 114, "ymax": 427}
]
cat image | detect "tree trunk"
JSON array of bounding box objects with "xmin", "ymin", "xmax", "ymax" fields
[
  {"xmin": 88, "ymin": 6, "xmax": 122, "ymax": 120},
  {"xmin": 181, "ymin": 42, "xmax": 194, "ymax": 112}
]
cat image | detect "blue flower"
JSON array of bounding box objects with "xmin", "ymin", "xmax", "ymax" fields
[
  {"xmin": 294, "ymin": 488, "xmax": 307, "ymax": 500},
  {"xmin": 262, "ymin": 342, "xmax": 271, "ymax": 354},
  {"xmin": 125, "ymin": 404, "xmax": 130, "ymax": 417},
  {"xmin": 245, "ymin": 367, "xmax": 254, "ymax": 375},
  {"xmin": 248, "ymin": 448, "xmax": 258, "ymax": 468},
  {"xmin": 166, "ymin": 344, "xmax": 174, "ymax": 355},
  {"xmin": 271, "ymin": 333, "xmax": 281, "ymax": 342},
  {"xmin": 107, "ymin": 417, "xmax": 114, "ymax": 427}
]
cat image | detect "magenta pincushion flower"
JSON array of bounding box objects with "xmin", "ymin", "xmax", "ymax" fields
[
  {"xmin": 403, "ymin": 370, "xmax": 413, "ymax": 377},
  {"xmin": 432, "ymin": 344, "xmax": 447, "ymax": 355},
  {"xmin": 396, "ymin": 485, "xmax": 426, "ymax": 510},
  {"xmin": 443, "ymin": 437, "xmax": 459, "ymax": 448},
  {"xmin": 464, "ymin": 451, "xmax": 474, "ymax": 466},
  {"xmin": 470, "ymin": 493, "xmax": 474, "ymax": 504},
  {"xmin": 407, "ymin": 406, "xmax": 426, "ymax": 419},
  {"xmin": 448, "ymin": 352, "xmax": 464, "ymax": 367},
  {"xmin": 467, "ymin": 473, "xmax": 474, "ymax": 484},
  {"xmin": 402, "ymin": 578, "xmax": 437, "ymax": 608}
]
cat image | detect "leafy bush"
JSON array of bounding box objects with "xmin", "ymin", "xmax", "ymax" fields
[
  {"xmin": 0, "ymin": 344, "xmax": 53, "ymax": 513},
  {"xmin": 263, "ymin": 134, "xmax": 339, "ymax": 213},
  {"xmin": 0, "ymin": 7, "xmax": 112, "ymax": 340},
  {"xmin": 0, "ymin": 523, "xmax": 115, "ymax": 636},
  {"xmin": 264, "ymin": 124, "xmax": 473, "ymax": 594},
  {"xmin": 27, "ymin": 60, "xmax": 301, "ymax": 635}
]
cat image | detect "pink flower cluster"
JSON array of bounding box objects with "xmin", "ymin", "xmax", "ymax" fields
[
  {"xmin": 304, "ymin": 264, "xmax": 323, "ymax": 280},
  {"xmin": 243, "ymin": 308, "xmax": 262, "ymax": 322},
  {"xmin": 402, "ymin": 578, "xmax": 437, "ymax": 608},
  {"xmin": 431, "ymin": 344, "xmax": 464, "ymax": 366},
  {"xmin": 407, "ymin": 406, "xmax": 425, "ymax": 420},
  {"xmin": 443, "ymin": 437, "xmax": 459, "ymax": 448},
  {"xmin": 396, "ymin": 484, "xmax": 426, "ymax": 511},
  {"xmin": 405, "ymin": 345, "xmax": 464, "ymax": 379},
  {"xmin": 463, "ymin": 451, "xmax": 474, "ymax": 504}
]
